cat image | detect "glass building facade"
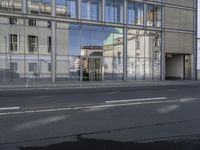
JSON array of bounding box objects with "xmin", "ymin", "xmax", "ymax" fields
[{"xmin": 0, "ymin": 0, "xmax": 196, "ymax": 83}]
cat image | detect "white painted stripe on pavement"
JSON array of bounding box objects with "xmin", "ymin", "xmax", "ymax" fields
[
  {"xmin": 0, "ymin": 99, "xmax": 179, "ymax": 116},
  {"xmin": 105, "ymin": 97, "xmax": 168, "ymax": 104},
  {"xmin": 0, "ymin": 107, "xmax": 20, "ymax": 111}
]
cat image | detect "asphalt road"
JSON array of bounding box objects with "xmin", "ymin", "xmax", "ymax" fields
[{"xmin": 1, "ymin": 85, "xmax": 200, "ymax": 150}]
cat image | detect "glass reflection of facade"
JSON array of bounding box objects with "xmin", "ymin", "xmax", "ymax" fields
[{"xmin": 0, "ymin": 0, "xmax": 197, "ymax": 83}]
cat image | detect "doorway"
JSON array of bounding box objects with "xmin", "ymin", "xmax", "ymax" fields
[
  {"xmin": 82, "ymin": 56, "xmax": 102, "ymax": 81},
  {"xmin": 166, "ymin": 54, "xmax": 192, "ymax": 80}
]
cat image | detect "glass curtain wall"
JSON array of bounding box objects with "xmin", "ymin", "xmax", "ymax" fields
[
  {"xmin": 56, "ymin": 0, "xmax": 78, "ymax": 18},
  {"xmin": 105, "ymin": 0, "xmax": 123, "ymax": 23},
  {"xmin": 64, "ymin": 24, "xmax": 123, "ymax": 81},
  {"xmin": 127, "ymin": 29, "xmax": 161, "ymax": 80},
  {"xmin": 127, "ymin": 1, "xmax": 144, "ymax": 26},
  {"xmin": 147, "ymin": 4, "xmax": 161, "ymax": 27},
  {"xmin": 28, "ymin": 0, "xmax": 51, "ymax": 15},
  {"xmin": 0, "ymin": 0, "xmax": 22, "ymax": 11},
  {"xmin": 82, "ymin": 0, "xmax": 101, "ymax": 21}
]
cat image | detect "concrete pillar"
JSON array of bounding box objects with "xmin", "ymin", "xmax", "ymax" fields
[
  {"xmin": 51, "ymin": 0, "xmax": 56, "ymax": 83},
  {"xmin": 123, "ymin": 0, "xmax": 127, "ymax": 82}
]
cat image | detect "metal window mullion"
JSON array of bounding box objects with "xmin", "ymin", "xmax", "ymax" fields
[
  {"xmin": 78, "ymin": 0, "xmax": 82, "ymax": 19},
  {"xmin": 123, "ymin": 0, "xmax": 127, "ymax": 82}
]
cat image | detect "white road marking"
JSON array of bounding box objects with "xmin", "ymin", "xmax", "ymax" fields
[
  {"xmin": 0, "ymin": 107, "xmax": 20, "ymax": 111},
  {"xmin": 0, "ymin": 99, "xmax": 180, "ymax": 116},
  {"xmin": 105, "ymin": 97, "xmax": 168, "ymax": 104}
]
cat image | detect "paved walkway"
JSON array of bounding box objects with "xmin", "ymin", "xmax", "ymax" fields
[{"xmin": 0, "ymin": 80, "xmax": 200, "ymax": 91}]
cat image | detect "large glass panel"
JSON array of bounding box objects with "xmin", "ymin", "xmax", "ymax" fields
[
  {"xmin": 147, "ymin": 4, "xmax": 161, "ymax": 27},
  {"xmin": 0, "ymin": 0, "xmax": 22, "ymax": 12},
  {"xmin": 127, "ymin": 1, "xmax": 144, "ymax": 26},
  {"xmin": 105, "ymin": 0, "xmax": 123, "ymax": 23},
  {"xmin": 82, "ymin": 0, "xmax": 101, "ymax": 21},
  {"xmin": 127, "ymin": 29, "xmax": 161, "ymax": 80},
  {"xmin": 67, "ymin": 24, "xmax": 123, "ymax": 81},
  {"xmin": 28, "ymin": 0, "xmax": 51, "ymax": 15},
  {"xmin": 56, "ymin": 0, "xmax": 77, "ymax": 18}
]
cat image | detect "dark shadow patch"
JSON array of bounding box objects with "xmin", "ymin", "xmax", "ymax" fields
[{"xmin": 20, "ymin": 136, "xmax": 200, "ymax": 150}]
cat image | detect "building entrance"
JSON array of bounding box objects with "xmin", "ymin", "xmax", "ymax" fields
[
  {"xmin": 82, "ymin": 56, "xmax": 102, "ymax": 81},
  {"xmin": 166, "ymin": 54, "xmax": 192, "ymax": 80}
]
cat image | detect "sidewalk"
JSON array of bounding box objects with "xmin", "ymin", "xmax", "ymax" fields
[{"xmin": 0, "ymin": 80, "xmax": 200, "ymax": 91}]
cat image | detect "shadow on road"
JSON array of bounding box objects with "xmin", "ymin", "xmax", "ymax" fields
[{"xmin": 20, "ymin": 136, "xmax": 200, "ymax": 150}]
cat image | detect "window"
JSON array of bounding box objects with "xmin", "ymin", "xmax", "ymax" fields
[
  {"xmin": 9, "ymin": 18, "xmax": 17, "ymax": 24},
  {"xmin": 48, "ymin": 63, "xmax": 51, "ymax": 72},
  {"xmin": 28, "ymin": 19, "xmax": 37, "ymax": 26},
  {"xmin": 11, "ymin": 62, "xmax": 18, "ymax": 72},
  {"xmin": 28, "ymin": 35, "xmax": 38, "ymax": 53},
  {"xmin": 29, "ymin": 63, "xmax": 37, "ymax": 72},
  {"xmin": 48, "ymin": 36, "xmax": 51, "ymax": 53},
  {"xmin": 10, "ymin": 34, "xmax": 18, "ymax": 52}
]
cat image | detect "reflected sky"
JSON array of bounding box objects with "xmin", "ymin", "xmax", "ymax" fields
[{"xmin": 68, "ymin": 24, "xmax": 123, "ymax": 55}]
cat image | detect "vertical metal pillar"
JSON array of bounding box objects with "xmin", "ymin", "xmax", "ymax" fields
[
  {"xmin": 123, "ymin": 0, "xmax": 127, "ymax": 82},
  {"xmin": 78, "ymin": 0, "xmax": 81, "ymax": 20},
  {"xmin": 102, "ymin": 0, "xmax": 105, "ymax": 22},
  {"xmin": 192, "ymin": 0, "xmax": 197, "ymax": 80},
  {"xmin": 161, "ymin": 3, "xmax": 166, "ymax": 80},
  {"xmin": 51, "ymin": 0, "xmax": 56, "ymax": 83},
  {"xmin": 22, "ymin": 0, "xmax": 27, "ymax": 13}
]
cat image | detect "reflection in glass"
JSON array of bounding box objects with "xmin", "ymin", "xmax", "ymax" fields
[
  {"xmin": 147, "ymin": 4, "xmax": 161, "ymax": 27},
  {"xmin": 105, "ymin": 0, "xmax": 123, "ymax": 23},
  {"xmin": 56, "ymin": 0, "xmax": 77, "ymax": 18},
  {"xmin": 82, "ymin": 0, "xmax": 101, "ymax": 21},
  {"xmin": 0, "ymin": 0, "xmax": 22, "ymax": 11},
  {"xmin": 127, "ymin": 1, "xmax": 144, "ymax": 26},
  {"xmin": 127, "ymin": 29, "xmax": 161, "ymax": 80},
  {"xmin": 28, "ymin": 0, "xmax": 51, "ymax": 15}
]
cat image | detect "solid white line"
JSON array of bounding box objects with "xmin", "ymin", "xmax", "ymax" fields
[
  {"xmin": 0, "ymin": 107, "xmax": 20, "ymax": 111},
  {"xmin": 105, "ymin": 97, "xmax": 168, "ymax": 104}
]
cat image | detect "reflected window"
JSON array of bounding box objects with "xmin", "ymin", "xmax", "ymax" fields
[
  {"xmin": 48, "ymin": 63, "xmax": 51, "ymax": 72},
  {"xmin": 127, "ymin": 1, "xmax": 144, "ymax": 26},
  {"xmin": 147, "ymin": 4, "xmax": 161, "ymax": 27},
  {"xmin": 10, "ymin": 34, "xmax": 18, "ymax": 52},
  {"xmin": 28, "ymin": 0, "xmax": 51, "ymax": 15},
  {"xmin": 105, "ymin": 0, "xmax": 123, "ymax": 23},
  {"xmin": 28, "ymin": 19, "xmax": 37, "ymax": 26},
  {"xmin": 82, "ymin": 0, "xmax": 101, "ymax": 20},
  {"xmin": 48, "ymin": 36, "xmax": 51, "ymax": 53},
  {"xmin": 11, "ymin": 62, "xmax": 18, "ymax": 72},
  {"xmin": 56, "ymin": 0, "xmax": 77, "ymax": 18},
  {"xmin": 9, "ymin": 18, "xmax": 18, "ymax": 24},
  {"xmin": 29, "ymin": 63, "xmax": 37, "ymax": 72},
  {"xmin": 28, "ymin": 35, "xmax": 38, "ymax": 53},
  {"xmin": 0, "ymin": 0, "xmax": 22, "ymax": 11}
]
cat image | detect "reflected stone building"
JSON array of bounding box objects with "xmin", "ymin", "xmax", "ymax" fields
[{"xmin": 0, "ymin": 0, "xmax": 197, "ymax": 83}]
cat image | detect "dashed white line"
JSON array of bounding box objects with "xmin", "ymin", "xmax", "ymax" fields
[
  {"xmin": 105, "ymin": 97, "xmax": 168, "ymax": 104},
  {"xmin": 0, "ymin": 106, "xmax": 20, "ymax": 111}
]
